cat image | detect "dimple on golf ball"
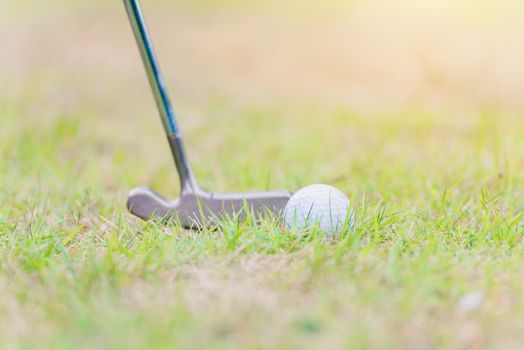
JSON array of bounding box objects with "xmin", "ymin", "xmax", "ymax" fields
[{"xmin": 283, "ymin": 184, "xmax": 354, "ymax": 235}]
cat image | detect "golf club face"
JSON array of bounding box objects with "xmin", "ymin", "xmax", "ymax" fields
[{"xmin": 127, "ymin": 187, "xmax": 292, "ymax": 229}]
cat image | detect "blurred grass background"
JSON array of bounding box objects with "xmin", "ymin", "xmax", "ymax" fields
[
  {"xmin": 2, "ymin": 0, "xmax": 524, "ymax": 348},
  {"xmin": 2, "ymin": 0, "xmax": 524, "ymax": 200}
]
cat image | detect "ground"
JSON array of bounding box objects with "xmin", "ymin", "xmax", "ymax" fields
[{"xmin": 2, "ymin": 0, "xmax": 524, "ymax": 349}]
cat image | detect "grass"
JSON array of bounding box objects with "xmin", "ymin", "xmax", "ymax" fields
[{"xmin": 2, "ymin": 0, "xmax": 524, "ymax": 349}]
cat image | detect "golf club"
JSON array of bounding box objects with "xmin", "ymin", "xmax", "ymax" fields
[{"xmin": 123, "ymin": 0, "xmax": 292, "ymax": 228}]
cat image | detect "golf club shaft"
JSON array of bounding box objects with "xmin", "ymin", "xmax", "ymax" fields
[{"xmin": 123, "ymin": 0, "xmax": 198, "ymax": 193}]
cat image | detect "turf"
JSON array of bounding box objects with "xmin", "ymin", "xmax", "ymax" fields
[{"xmin": 2, "ymin": 0, "xmax": 524, "ymax": 349}]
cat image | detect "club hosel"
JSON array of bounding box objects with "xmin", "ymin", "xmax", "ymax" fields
[{"xmin": 167, "ymin": 134, "xmax": 200, "ymax": 194}]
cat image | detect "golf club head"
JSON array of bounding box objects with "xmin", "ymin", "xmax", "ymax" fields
[{"xmin": 127, "ymin": 187, "xmax": 292, "ymax": 229}]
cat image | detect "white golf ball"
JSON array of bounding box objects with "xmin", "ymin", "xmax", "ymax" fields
[{"xmin": 284, "ymin": 184, "xmax": 354, "ymax": 235}]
